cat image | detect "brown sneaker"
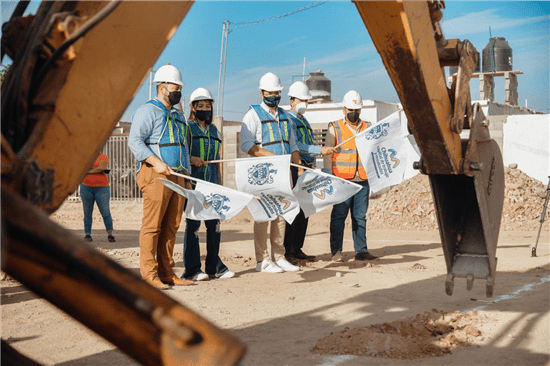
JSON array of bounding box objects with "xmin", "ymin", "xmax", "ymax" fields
[
  {"xmin": 331, "ymin": 252, "xmax": 344, "ymax": 263},
  {"xmin": 145, "ymin": 277, "xmax": 169, "ymax": 290},
  {"xmin": 160, "ymin": 275, "xmax": 195, "ymax": 286}
]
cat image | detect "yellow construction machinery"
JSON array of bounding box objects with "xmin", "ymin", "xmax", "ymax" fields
[{"xmin": 1, "ymin": 1, "xmax": 504, "ymax": 365}]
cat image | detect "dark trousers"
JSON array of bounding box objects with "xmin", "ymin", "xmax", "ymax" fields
[
  {"xmin": 183, "ymin": 218, "xmax": 228, "ymax": 278},
  {"xmin": 283, "ymin": 165, "xmax": 310, "ymax": 256},
  {"xmin": 283, "ymin": 209, "xmax": 309, "ymax": 256}
]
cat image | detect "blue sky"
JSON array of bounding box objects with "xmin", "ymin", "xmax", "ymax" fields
[{"xmin": 2, "ymin": 1, "xmax": 549, "ymax": 121}]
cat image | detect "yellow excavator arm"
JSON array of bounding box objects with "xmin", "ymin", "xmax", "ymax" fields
[{"xmin": 1, "ymin": 1, "xmax": 504, "ymax": 365}]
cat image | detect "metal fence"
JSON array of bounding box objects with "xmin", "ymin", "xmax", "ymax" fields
[{"xmin": 67, "ymin": 136, "xmax": 142, "ymax": 202}]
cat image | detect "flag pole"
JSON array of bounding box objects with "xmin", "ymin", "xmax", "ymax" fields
[
  {"xmin": 206, "ymin": 158, "xmax": 316, "ymax": 171},
  {"xmin": 169, "ymin": 171, "xmax": 261, "ymax": 200}
]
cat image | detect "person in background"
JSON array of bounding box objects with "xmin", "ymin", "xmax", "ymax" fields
[
  {"xmin": 323, "ymin": 90, "xmax": 379, "ymax": 262},
  {"xmin": 283, "ymin": 81, "xmax": 335, "ymax": 264},
  {"xmin": 240, "ymin": 72, "xmax": 302, "ymax": 274},
  {"xmin": 80, "ymin": 153, "xmax": 115, "ymax": 243},
  {"xmin": 128, "ymin": 64, "xmax": 194, "ymax": 289},
  {"xmin": 182, "ymin": 87, "xmax": 235, "ymax": 281}
]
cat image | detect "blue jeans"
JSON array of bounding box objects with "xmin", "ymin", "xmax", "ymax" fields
[
  {"xmin": 330, "ymin": 180, "xmax": 370, "ymax": 255},
  {"xmin": 80, "ymin": 184, "xmax": 113, "ymax": 235},
  {"xmin": 183, "ymin": 219, "xmax": 228, "ymax": 278}
]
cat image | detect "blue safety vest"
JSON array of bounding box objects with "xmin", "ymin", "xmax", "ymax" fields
[
  {"xmin": 251, "ymin": 105, "xmax": 291, "ymax": 155},
  {"xmin": 288, "ymin": 111, "xmax": 316, "ymax": 165},
  {"xmin": 144, "ymin": 99, "xmax": 190, "ymax": 172},
  {"xmin": 189, "ymin": 121, "xmax": 221, "ymax": 184}
]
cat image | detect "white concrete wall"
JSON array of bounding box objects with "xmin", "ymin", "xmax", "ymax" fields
[
  {"xmin": 503, "ymin": 114, "xmax": 550, "ymax": 183},
  {"xmin": 281, "ymin": 99, "xmax": 400, "ymax": 130}
]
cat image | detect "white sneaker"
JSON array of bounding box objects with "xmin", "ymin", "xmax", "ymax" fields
[
  {"xmin": 189, "ymin": 272, "xmax": 209, "ymax": 281},
  {"xmin": 276, "ymin": 258, "xmax": 300, "ymax": 272},
  {"xmin": 216, "ymin": 270, "xmax": 235, "ymax": 279},
  {"xmin": 255, "ymin": 259, "xmax": 283, "ymax": 273}
]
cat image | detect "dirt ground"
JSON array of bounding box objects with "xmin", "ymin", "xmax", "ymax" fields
[{"xmin": 2, "ymin": 200, "xmax": 549, "ymax": 366}]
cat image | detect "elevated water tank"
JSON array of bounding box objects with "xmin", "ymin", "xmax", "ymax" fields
[
  {"xmin": 305, "ymin": 70, "xmax": 331, "ymax": 102},
  {"xmin": 482, "ymin": 37, "xmax": 513, "ymax": 72},
  {"xmin": 449, "ymin": 49, "xmax": 480, "ymax": 75}
]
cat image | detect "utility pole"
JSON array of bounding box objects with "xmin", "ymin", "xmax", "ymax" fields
[{"xmin": 216, "ymin": 21, "xmax": 230, "ymax": 118}]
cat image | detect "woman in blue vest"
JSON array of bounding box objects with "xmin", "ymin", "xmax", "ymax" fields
[{"xmin": 182, "ymin": 88, "xmax": 234, "ymax": 281}]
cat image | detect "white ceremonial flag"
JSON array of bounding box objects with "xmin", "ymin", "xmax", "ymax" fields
[
  {"xmin": 355, "ymin": 111, "xmax": 408, "ymax": 194},
  {"xmin": 158, "ymin": 178, "xmax": 253, "ymax": 221},
  {"xmin": 235, "ymin": 155, "xmax": 299, "ymax": 223},
  {"xmin": 292, "ymin": 170, "xmax": 363, "ymax": 218},
  {"xmin": 192, "ymin": 179, "xmax": 254, "ymax": 220}
]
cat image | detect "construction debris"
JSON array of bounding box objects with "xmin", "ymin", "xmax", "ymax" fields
[{"xmin": 367, "ymin": 166, "xmax": 548, "ymax": 231}]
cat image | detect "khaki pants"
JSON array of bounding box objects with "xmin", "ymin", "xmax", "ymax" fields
[
  {"xmin": 254, "ymin": 216, "xmax": 286, "ymax": 262},
  {"xmin": 137, "ymin": 165, "xmax": 186, "ymax": 280}
]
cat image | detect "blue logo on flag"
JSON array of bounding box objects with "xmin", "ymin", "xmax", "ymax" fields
[
  {"xmin": 205, "ymin": 193, "xmax": 230, "ymax": 214},
  {"xmin": 389, "ymin": 149, "xmax": 400, "ymax": 168},
  {"xmin": 365, "ymin": 122, "xmax": 390, "ymax": 140},
  {"xmin": 248, "ymin": 163, "xmax": 278, "ymax": 185}
]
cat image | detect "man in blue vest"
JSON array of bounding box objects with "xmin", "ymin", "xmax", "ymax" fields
[
  {"xmin": 182, "ymin": 87, "xmax": 235, "ymax": 281},
  {"xmin": 240, "ymin": 72, "xmax": 303, "ymax": 274},
  {"xmin": 284, "ymin": 81, "xmax": 335, "ymax": 264},
  {"xmin": 128, "ymin": 64, "xmax": 194, "ymax": 289}
]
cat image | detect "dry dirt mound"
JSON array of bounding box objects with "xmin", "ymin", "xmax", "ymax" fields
[
  {"xmin": 311, "ymin": 309, "xmax": 487, "ymax": 359},
  {"xmin": 367, "ymin": 166, "xmax": 548, "ymax": 231}
]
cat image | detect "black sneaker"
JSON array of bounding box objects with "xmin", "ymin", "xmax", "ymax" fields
[
  {"xmin": 355, "ymin": 252, "xmax": 378, "ymax": 261},
  {"xmin": 84, "ymin": 235, "xmax": 93, "ymax": 242},
  {"xmin": 108, "ymin": 235, "xmax": 116, "ymax": 242},
  {"xmin": 293, "ymin": 251, "xmax": 316, "ymax": 261}
]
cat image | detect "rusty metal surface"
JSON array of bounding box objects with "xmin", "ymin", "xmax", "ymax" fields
[
  {"xmin": 2, "ymin": 1, "xmax": 193, "ymax": 213},
  {"xmin": 353, "ymin": 0, "xmax": 462, "ymax": 175},
  {"xmin": 429, "ymin": 104, "xmax": 504, "ymax": 297},
  {"xmin": 2, "ymin": 185, "xmax": 246, "ymax": 366}
]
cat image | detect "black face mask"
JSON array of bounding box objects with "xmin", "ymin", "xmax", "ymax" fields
[
  {"xmin": 263, "ymin": 95, "xmax": 281, "ymax": 108},
  {"xmin": 167, "ymin": 91, "xmax": 182, "ymax": 106},
  {"xmin": 195, "ymin": 110, "xmax": 213, "ymax": 124},
  {"xmin": 347, "ymin": 111, "xmax": 360, "ymax": 123}
]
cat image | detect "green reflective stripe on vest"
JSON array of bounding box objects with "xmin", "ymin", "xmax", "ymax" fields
[{"xmin": 167, "ymin": 115, "xmax": 174, "ymax": 143}]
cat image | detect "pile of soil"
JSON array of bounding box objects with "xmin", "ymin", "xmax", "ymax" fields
[
  {"xmin": 367, "ymin": 166, "xmax": 548, "ymax": 231},
  {"xmin": 311, "ymin": 309, "xmax": 487, "ymax": 359}
]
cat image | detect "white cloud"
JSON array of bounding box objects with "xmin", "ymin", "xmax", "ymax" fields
[{"xmin": 442, "ymin": 9, "xmax": 549, "ymax": 37}]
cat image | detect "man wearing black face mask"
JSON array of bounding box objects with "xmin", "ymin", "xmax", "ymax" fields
[
  {"xmin": 182, "ymin": 87, "xmax": 235, "ymax": 282},
  {"xmin": 128, "ymin": 64, "xmax": 194, "ymax": 289},
  {"xmin": 322, "ymin": 90, "xmax": 379, "ymax": 263},
  {"xmin": 240, "ymin": 72, "xmax": 303, "ymax": 274}
]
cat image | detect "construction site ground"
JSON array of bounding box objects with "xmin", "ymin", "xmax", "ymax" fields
[{"xmin": 2, "ymin": 170, "xmax": 549, "ymax": 366}]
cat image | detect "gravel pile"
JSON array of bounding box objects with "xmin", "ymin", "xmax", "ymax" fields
[{"xmin": 367, "ymin": 166, "xmax": 548, "ymax": 231}]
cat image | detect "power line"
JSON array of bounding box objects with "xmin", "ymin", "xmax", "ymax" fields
[
  {"xmin": 229, "ymin": 1, "xmax": 327, "ymax": 32},
  {"xmin": 216, "ymin": 1, "xmax": 328, "ymax": 117}
]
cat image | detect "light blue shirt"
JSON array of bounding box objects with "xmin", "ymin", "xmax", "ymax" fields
[
  {"xmin": 128, "ymin": 97, "xmax": 184, "ymax": 162},
  {"xmin": 240, "ymin": 102, "xmax": 299, "ymax": 154}
]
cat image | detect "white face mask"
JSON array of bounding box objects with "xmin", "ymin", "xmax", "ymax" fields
[{"xmin": 295, "ymin": 102, "xmax": 308, "ymax": 115}]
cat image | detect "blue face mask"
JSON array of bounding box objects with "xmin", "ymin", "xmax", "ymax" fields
[{"xmin": 263, "ymin": 95, "xmax": 281, "ymax": 108}]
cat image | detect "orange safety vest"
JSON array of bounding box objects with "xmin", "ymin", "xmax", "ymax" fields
[{"xmin": 330, "ymin": 119, "xmax": 371, "ymax": 180}]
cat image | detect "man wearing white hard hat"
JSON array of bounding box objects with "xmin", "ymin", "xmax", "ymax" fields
[
  {"xmin": 240, "ymin": 72, "xmax": 303, "ymax": 274},
  {"xmin": 323, "ymin": 90, "xmax": 379, "ymax": 263},
  {"xmin": 128, "ymin": 64, "xmax": 194, "ymax": 289},
  {"xmin": 182, "ymin": 87, "xmax": 235, "ymax": 282},
  {"xmin": 283, "ymin": 81, "xmax": 335, "ymax": 264}
]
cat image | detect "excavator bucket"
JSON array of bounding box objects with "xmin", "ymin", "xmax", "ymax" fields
[{"xmin": 430, "ymin": 104, "xmax": 505, "ymax": 297}]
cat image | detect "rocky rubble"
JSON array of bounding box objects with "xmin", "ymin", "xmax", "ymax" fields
[{"xmin": 367, "ymin": 166, "xmax": 549, "ymax": 231}]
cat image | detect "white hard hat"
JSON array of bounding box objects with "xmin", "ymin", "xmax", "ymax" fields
[
  {"xmin": 153, "ymin": 64, "xmax": 184, "ymax": 86},
  {"xmin": 288, "ymin": 81, "xmax": 312, "ymax": 100},
  {"xmin": 189, "ymin": 87, "xmax": 214, "ymax": 108},
  {"xmin": 342, "ymin": 90, "xmax": 363, "ymax": 109},
  {"xmin": 259, "ymin": 72, "xmax": 283, "ymax": 92}
]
